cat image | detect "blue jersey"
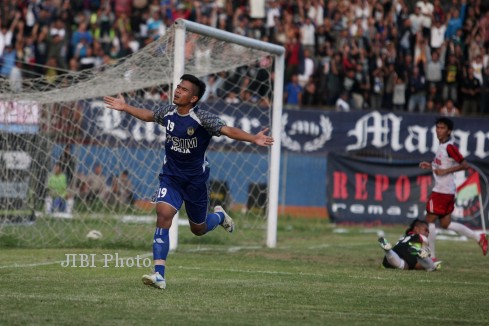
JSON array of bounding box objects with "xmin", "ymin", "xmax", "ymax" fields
[{"xmin": 153, "ymin": 104, "xmax": 226, "ymax": 179}]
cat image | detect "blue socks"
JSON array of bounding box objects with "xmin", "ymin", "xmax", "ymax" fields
[
  {"xmin": 153, "ymin": 227, "xmax": 169, "ymax": 278},
  {"xmin": 155, "ymin": 264, "xmax": 165, "ymax": 277},
  {"xmin": 152, "ymin": 213, "xmax": 225, "ymax": 278},
  {"xmin": 205, "ymin": 212, "xmax": 225, "ymax": 232}
]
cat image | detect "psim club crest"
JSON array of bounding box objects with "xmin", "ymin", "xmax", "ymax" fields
[{"xmin": 187, "ymin": 127, "xmax": 195, "ymax": 136}]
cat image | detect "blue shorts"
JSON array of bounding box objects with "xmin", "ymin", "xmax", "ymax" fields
[{"xmin": 152, "ymin": 171, "xmax": 210, "ymax": 225}]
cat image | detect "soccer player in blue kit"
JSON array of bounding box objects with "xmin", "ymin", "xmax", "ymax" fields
[{"xmin": 103, "ymin": 74, "xmax": 274, "ymax": 289}]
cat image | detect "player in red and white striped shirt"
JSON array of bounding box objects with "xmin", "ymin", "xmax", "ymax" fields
[{"xmin": 419, "ymin": 117, "xmax": 488, "ymax": 259}]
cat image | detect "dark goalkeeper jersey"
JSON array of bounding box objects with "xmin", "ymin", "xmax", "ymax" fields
[
  {"xmin": 153, "ymin": 104, "xmax": 226, "ymax": 179},
  {"xmin": 383, "ymin": 232, "xmax": 426, "ymax": 270}
]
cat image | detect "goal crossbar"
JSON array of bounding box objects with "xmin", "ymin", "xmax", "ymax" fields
[{"xmin": 175, "ymin": 19, "xmax": 285, "ymax": 55}]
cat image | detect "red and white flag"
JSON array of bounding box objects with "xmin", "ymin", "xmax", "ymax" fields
[{"xmin": 456, "ymin": 172, "xmax": 481, "ymax": 201}]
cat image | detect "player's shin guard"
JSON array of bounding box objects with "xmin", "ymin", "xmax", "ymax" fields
[
  {"xmin": 385, "ymin": 250, "xmax": 406, "ymax": 269},
  {"xmin": 205, "ymin": 212, "xmax": 225, "ymax": 233},
  {"xmin": 428, "ymin": 223, "xmax": 436, "ymax": 258},
  {"xmin": 417, "ymin": 256, "xmax": 436, "ymax": 271},
  {"xmin": 153, "ymin": 227, "xmax": 169, "ymax": 277}
]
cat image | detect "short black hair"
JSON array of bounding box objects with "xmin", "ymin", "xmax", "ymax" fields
[
  {"xmin": 436, "ymin": 117, "xmax": 454, "ymax": 130},
  {"xmin": 180, "ymin": 74, "xmax": 206, "ymax": 103}
]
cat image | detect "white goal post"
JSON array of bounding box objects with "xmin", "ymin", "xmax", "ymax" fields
[{"xmin": 170, "ymin": 19, "xmax": 284, "ymax": 249}]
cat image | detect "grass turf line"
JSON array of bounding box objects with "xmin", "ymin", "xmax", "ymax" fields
[{"xmin": 0, "ymin": 220, "xmax": 488, "ymax": 325}]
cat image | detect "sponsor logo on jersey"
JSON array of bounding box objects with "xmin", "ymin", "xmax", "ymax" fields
[{"xmin": 168, "ymin": 136, "xmax": 197, "ymax": 154}]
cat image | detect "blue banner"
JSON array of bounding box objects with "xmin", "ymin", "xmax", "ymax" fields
[
  {"xmin": 80, "ymin": 101, "xmax": 489, "ymax": 161},
  {"xmin": 279, "ymin": 110, "xmax": 489, "ymax": 161},
  {"xmin": 80, "ymin": 100, "xmax": 270, "ymax": 152}
]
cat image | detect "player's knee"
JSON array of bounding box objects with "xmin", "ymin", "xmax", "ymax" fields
[
  {"xmin": 155, "ymin": 213, "xmax": 173, "ymax": 228},
  {"xmin": 190, "ymin": 228, "xmax": 206, "ymax": 236},
  {"xmin": 189, "ymin": 224, "xmax": 206, "ymax": 236},
  {"xmin": 439, "ymin": 216, "xmax": 451, "ymax": 229},
  {"xmin": 439, "ymin": 221, "xmax": 450, "ymax": 229}
]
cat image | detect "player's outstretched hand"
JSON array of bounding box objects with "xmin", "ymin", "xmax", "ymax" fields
[
  {"xmin": 255, "ymin": 128, "xmax": 274, "ymax": 147},
  {"xmin": 103, "ymin": 94, "xmax": 126, "ymax": 111}
]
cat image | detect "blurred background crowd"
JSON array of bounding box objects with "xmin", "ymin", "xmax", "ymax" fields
[{"xmin": 1, "ymin": 0, "xmax": 489, "ymax": 115}]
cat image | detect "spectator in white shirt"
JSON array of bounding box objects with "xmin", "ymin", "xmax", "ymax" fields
[
  {"xmin": 298, "ymin": 49, "xmax": 315, "ymax": 87},
  {"xmin": 425, "ymin": 43, "xmax": 446, "ymax": 87},
  {"xmin": 416, "ymin": 0, "xmax": 434, "ymax": 36},
  {"xmin": 430, "ymin": 19, "xmax": 446, "ymax": 49},
  {"xmin": 249, "ymin": 0, "xmax": 266, "ymax": 20},
  {"xmin": 0, "ymin": 13, "xmax": 20, "ymax": 56},
  {"xmin": 300, "ymin": 17, "xmax": 316, "ymax": 55},
  {"xmin": 307, "ymin": 0, "xmax": 324, "ymax": 27},
  {"xmin": 471, "ymin": 54, "xmax": 484, "ymax": 85},
  {"xmin": 353, "ymin": 0, "xmax": 370, "ymax": 31},
  {"xmin": 440, "ymin": 99, "xmax": 461, "ymax": 117},
  {"xmin": 409, "ymin": 6, "xmax": 424, "ymax": 34},
  {"xmin": 335, "ymin": 91, "xmax": 351, "ymax": 112},
  {"xmin": 266, "ymin": 0, "xmax": 281, "ymax": 38}
]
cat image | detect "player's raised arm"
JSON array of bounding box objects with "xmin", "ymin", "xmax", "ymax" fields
[
  {"xmin": 103, "ymin": 94, "xmax": 155, "ymax": 122},
  {"xmin": 220, "ymin": 126, "xmax": 274, "ymax": 147}
]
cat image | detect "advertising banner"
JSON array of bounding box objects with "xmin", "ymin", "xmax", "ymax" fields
[
  {"xmin": 80, "ymin": 101, "xmax": 489, "ymax": 161},
  {"xmin": 327, "ymin": 153, "xmax": 489, "ymax": 227},
  {"xmin": 0, "ymin": 100, "xmax": 39, "ymax": 134}
]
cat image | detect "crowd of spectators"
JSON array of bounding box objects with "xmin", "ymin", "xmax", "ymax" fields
[{"xmin": 1, "ymin": 0, "xmax": 489, "ymax": 116}]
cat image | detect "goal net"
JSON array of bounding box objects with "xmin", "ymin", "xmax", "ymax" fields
[{"xmin": 0, "ymin": 19, "xmax": 284, "ymax": 249}]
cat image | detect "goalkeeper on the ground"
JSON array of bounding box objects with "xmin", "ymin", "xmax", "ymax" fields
[{"xmin": 378, "ymin": 219, "xmax": 441, "ymax": 272}]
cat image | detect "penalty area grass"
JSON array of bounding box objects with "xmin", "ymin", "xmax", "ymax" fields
[{"xmin": 0, "ymin": 220, "xmax": 488, "ymax": 325}]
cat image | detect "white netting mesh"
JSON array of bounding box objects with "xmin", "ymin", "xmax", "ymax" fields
[{"xmin": 0, "ymin": 23, "xmax": 277, "ymax": 248}]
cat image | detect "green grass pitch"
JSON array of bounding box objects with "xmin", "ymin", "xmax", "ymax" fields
[{"xmin": 1, "ymin": 217, "xmax": 488, "ymax": 325}]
